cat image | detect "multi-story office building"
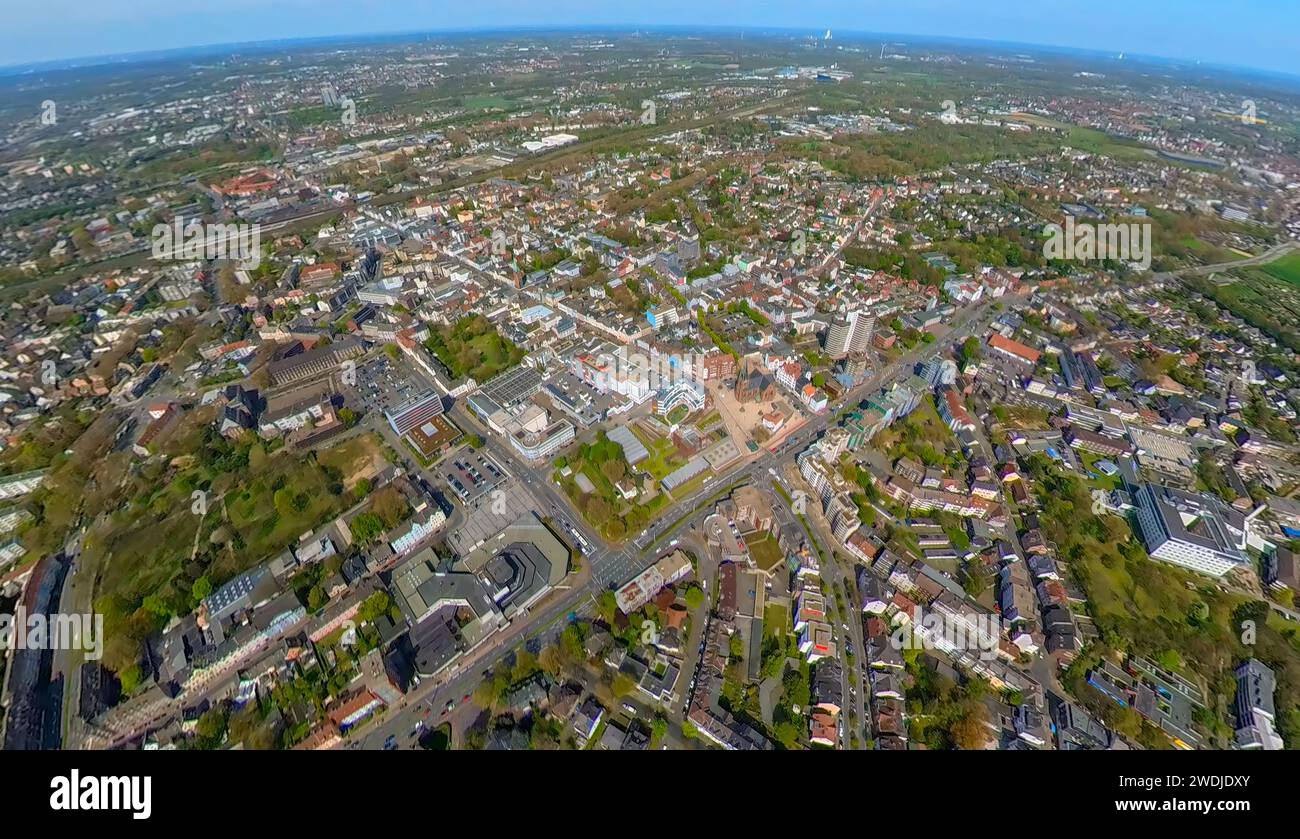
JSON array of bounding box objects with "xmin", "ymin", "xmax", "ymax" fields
[
  {"xmin": 1133, "ymin": 483, "xmax": 1249, "ymax": 577},
  {"xmin": 823, "ymin": 310, "xmax": 875, "ymax": 358},
  {"xmin": 1234, "ymin": 658, "xmax": 1284, "ymax": 750}
]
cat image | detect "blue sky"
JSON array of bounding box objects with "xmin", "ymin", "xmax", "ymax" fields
[{"xmin": 1, "ymin": 0, "xmax": 1295, "ymax": 77}]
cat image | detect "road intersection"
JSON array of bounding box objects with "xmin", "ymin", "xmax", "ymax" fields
[{"xmin": 350, "ymin": 292, "xmax": 1010, "ymax": 748}]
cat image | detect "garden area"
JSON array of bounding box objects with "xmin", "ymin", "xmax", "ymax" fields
[
  {"xmin": 664, "ymin": 403, "xmax": 692, "ymax": 427},
  {"xmin": 876, "ymin": 396, "xmax": 965, "ymax": 471},
  {"xmin": 1188, "ymin": 262, "xmax": 1300, "ymax": 356},
  {"xmin": 554, "ymin": 430, "xmax": 669, "ymax": 542},
  {"xmin": 424, "ymin": 313, "xmax": 526, "ymax": 382},
  {"xmin": 743, "ymin": 532, "xmax": 784, "ymax": 573},
  {"xmin": 718, "ymin": 605, "xmax": 812, "ymax": 750},
  {"xmin": 630, "ymin": 423, "xmax": 688, "ymax": 481},
  {"xmin": 903, "ymin": 650, "xmax": 992, "ymax": 749},
  {"xmin": 346, "ymin": 484, "xmax": 412, "ymax": 546}
]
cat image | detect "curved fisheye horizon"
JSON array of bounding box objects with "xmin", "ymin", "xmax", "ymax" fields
[
  {"xmin": 2, "ymin": 0, "xmax": 1299, "ymax": 78},
  {"xmin": 0, "ymin": 0, "xmax": 1298, "ymax": 819}
]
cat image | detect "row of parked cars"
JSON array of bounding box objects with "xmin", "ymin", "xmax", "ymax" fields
[{"xmin": 445, "ymin": 452, "xmax": 504, "ymax": 502}]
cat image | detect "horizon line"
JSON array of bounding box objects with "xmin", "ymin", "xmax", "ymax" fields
[{"xmin": 3, "ymin": 23, "xmax": 1298, "ymax": 85}]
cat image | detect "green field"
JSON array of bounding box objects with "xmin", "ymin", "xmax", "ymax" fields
[
  {"xmin": 665, "ymin": 404, "xmax": 691, "ymax": 427},
  {"xmin": 695, "ymin": 411, "xmax": 723, "ymax": 430},
  {"xmin": 1261, "ymin": 251, "xmax": 1300, "ymax": 286},
  {"xmin": 763, "ymin": 603, "xmax": 790, "ymax": 640},
  {"xmin": 1075, "ymin": 447, "xmax": 1122, "ymax": 491},
  {"xmin": 744, "ymin": 532, "xmax": 785, "ymax": 573},
  {"xmin": 464, "ymin": 95, "xmax": 515, "ymax": 110},
  {"xmin": 1007, "ymin": 113, "xmax": 1153, "ymax": 162}
]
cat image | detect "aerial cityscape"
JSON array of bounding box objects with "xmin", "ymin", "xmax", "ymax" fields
[{"xmin": 4, "ymin": 4, "xmax": 1300, "ymax": 768}]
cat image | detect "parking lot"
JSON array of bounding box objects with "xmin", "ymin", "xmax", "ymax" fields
[
  {"xmin": 352, "ymin": 355, "xmax": 428, "ymax": 416},
  {"xmin": 441, "ymin": 449, "xmax": 508, "ymax": 505}
]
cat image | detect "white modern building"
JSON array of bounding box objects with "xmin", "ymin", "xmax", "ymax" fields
[
  {"xmin": 1235, "ymin": 659, "xmax": 1284, "ymax": 750},
  {"xmin": 654, "ymin": 380, "xmax": 706, "ymax": 418},
  {"xmin": 0, "ymin": 469, "xmax": 48, "ymax": 501},
  {"xmin": 823, "ymin": 310, "xmax": 874, "ymax": 358},
  {"xmin": 1133, "ymin": 483, "xmax": 1249, "ymax": 577}
]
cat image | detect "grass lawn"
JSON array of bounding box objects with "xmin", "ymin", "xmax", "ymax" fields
[
  {"xmin": 1078, "ymin": 553, "xmax": 1149, "ymax": 625},
  {"xmin": 1064, "ymin": 127, "xmax": 1154, "ymax": 162},
  {"xmin": 316, "ymin": 432, "xmax": 384, "ymax": 485},
  {"xmin": 744, "ymin": 532, "xmax": 785, "ymax": 573},
  {"xmin": 1007, "ymin": 113, "xmax": 1151, "ymax": 161},
  {"xmin": 665, "ymin": 404, "xmax": 691, "ymax": 426},
  {"xmin": 696, "ymin": 411, "xmax": 722, "ymax": 429},
  {"xmin": 763, "ymin": 603, "xmax": 790, "ymax": 640},
  {"xmin": 1075, "ymin": 447, "xmax": 1122, "ymax": 491},
  {"xmin": 924, "ymin": 556, "xmax": 960, "ymax": 578},
  {"xmin": 1178, "ymin": 236, "xmax": 1221, "ymax": 258},
  {"xmin": 93, "ymin": 503, "xmax": 204, "ymax": 616},
  {"xmin": 631, "ymin": 424, "xmax": 686, "ymax": 480},
  {"xmin": 1262, "ymin": 251, "xmax": 1300, "ymax": 286}
]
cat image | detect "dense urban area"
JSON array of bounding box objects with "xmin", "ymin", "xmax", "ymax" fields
[{"xmin": 2, "ymin": 27, "xmax": 1300, "ymax": 753}]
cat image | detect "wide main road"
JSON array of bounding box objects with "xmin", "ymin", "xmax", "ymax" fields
[
  {"xmin": 351, "ymin": 294, "xmax": 1011, "ymax": 748},
  {"xmin": 1165, "ymin": 240, "xmax": 1298, "ymax": 279},
  {"xmin": 626, "ymin": 289, "xmax": 1017, "ymax": 556}
]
